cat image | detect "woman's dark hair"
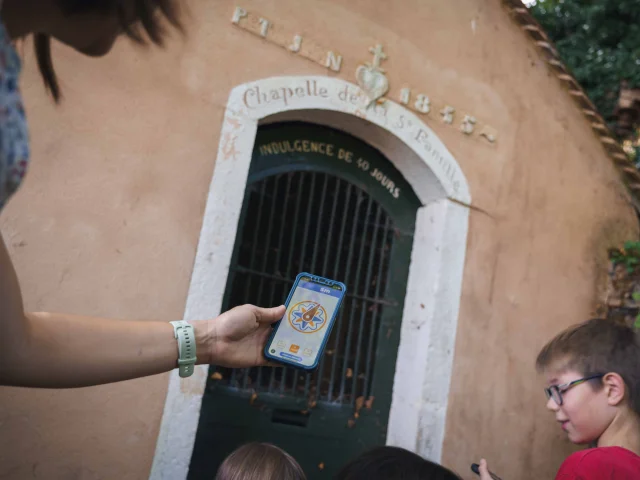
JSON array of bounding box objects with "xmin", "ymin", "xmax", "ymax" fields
[
  {"xmin": 335, "ymin": 446, "xmax": 462, "ymax": 480},
  {"xmin": 215, "ymin": 443, "xmax": 307, "ymax": 480},
  {"xmin": 36, "ymin": 0, "xmax": 183, "ymax": 102}
]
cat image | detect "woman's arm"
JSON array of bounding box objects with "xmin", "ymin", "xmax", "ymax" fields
[{"xmin": 0, "ymin": 234, "xmax": 284, "ymax": 388}]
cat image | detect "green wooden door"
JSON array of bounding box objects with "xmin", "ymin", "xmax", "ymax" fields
[{"xmin": 188, "ymin": 122, "xmax": 421, "ymax": 480}]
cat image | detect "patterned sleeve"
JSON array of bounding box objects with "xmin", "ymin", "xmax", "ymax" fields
[{"xmin": 0, "ymin": 18, "xmax": 30, "ymax": 212}]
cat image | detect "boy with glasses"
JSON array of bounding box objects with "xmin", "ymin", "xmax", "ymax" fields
[{"xmin": 479, "ymin": 318, "xmax": 640, "ymax": 479}]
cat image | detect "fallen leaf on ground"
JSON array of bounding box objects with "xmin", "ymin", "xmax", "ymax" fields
[{"xmin": 365, "ymin": 396, "xmax": 375, "ymax": 409}]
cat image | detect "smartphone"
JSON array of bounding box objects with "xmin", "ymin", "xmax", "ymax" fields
[
  {"xmin": 264, "ymin": 273, "xmax": 346, "ymax": 370},
  {"xmin": 471, "ymin": 463, "xmax": 503, "ymax": 480}
]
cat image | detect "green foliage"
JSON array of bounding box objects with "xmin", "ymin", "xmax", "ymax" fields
[
  {"xmin": 529, "ymin": 0, "xmax": 640, "ymax": 133},
  {"xmin": 539, "ymin": 1, "xmax": 640, "ymax": 329},
  {"xmin": 610, "ymin": 241, "xmax": 640, "ymax": 273},
  {"xmin": 633, "ymin": 292, "xmax": 640, "ymax": 328},
  {"xmin": 609, "ymin": 241, "xmax": 640, "ymax": 329}
]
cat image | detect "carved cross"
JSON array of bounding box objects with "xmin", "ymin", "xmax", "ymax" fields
[{"xmin": 369, "ymin": 44, "xmax": 387, "ymax": 69}]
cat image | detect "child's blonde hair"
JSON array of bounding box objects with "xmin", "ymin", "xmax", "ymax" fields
[{"xmin": 215, "ymin": 443, "xmax": 306, "ymax": 480}]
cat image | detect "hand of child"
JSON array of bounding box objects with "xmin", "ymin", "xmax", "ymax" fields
[{"xmin": 479, "ymin": 459, "xmax": 501, "ymax": 480}]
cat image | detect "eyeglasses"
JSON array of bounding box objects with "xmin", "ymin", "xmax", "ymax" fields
[{"xmin": 544, "ymin": 374, "xmax": 605, "ymax": 406}]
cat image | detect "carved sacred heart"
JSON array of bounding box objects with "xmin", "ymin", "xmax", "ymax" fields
[{"xmin": 356, "ymin": 65, "xmax": 389, "ymax": 105}]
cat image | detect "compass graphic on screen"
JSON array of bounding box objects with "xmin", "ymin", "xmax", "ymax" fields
[{"xmin": 288, "ymin": 301, "xmax": 328, "ymax": 333}]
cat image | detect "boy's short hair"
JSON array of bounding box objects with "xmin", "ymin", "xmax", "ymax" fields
[
  {"xmin": 335, "ymin": 446, "xmax": 462, "ymax": 480},
  {"xmin": 215, "ymin": 443, "xmax": 306, "ymax": 480},
  {"xmin": 536, "ymin": 318, "xmax": 640, "ymax": 416}
]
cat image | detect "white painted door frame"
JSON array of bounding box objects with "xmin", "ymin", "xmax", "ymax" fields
[{"xmin": 150, "ymin": 75, "xmax": 469, "ymax": 480}]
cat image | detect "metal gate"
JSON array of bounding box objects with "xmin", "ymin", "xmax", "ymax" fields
[{"xmin": 188, "ymin": 123, "xmax": 421, "ymax": 480}]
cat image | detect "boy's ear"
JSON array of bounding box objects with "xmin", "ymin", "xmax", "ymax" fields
[{"xmin": 603, "ymin": 372, "xmax": 626, "ymax": 406}]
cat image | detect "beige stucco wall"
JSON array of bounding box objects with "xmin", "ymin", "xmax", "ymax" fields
[{"xmin": 0, "ymin": 1, "xmax": 637, "ymax": 479}]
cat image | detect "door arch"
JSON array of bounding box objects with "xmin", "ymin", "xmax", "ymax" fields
[
  {"xmin": 151, "ymin": 76, "xmax": 469, "ymax": 480},
  {"xmin": 187, "ymin": 122, "xmax": 421, "ymax": 479}
]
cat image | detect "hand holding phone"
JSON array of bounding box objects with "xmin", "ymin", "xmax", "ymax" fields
[
  {"xmin": 264, "ymin": 273, "xmax": 346, "ymax": 370},
  {"xmin": 471, "ymin": 461, "xmax": 503, "ymax": 480},
  {"xmin": 206, "ymin": 304, "xmax": 286, "ymax": 367}
]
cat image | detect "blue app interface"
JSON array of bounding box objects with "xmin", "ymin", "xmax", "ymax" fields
[{"xmin": 270, "ymin": 280, "xmax": 342, "ymax": 367}]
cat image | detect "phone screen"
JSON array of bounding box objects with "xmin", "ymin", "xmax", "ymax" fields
[{"xmin": 268, "ymin": 277, "xmax": 344, "ymax": 368}]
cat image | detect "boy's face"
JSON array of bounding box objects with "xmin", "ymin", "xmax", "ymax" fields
[{"xmin": 544, "ymin": 368, "xmax": 615, "ymax": 445}]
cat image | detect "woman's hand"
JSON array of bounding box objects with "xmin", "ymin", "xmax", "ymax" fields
[{"xmin": 195, "ymin": 304, "xmax": 285, "ymax": 368}]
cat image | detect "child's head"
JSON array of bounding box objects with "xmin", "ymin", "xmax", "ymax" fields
[
  {"xmin": 335, "ymin": 446, "xmax": 462, "ymax": 480},
  {"xmin": 215, "ymin": 443, "xmax": 306, "ymax": 480},
  {"xmin": 536, "ymin": 318, "xmax": 640, "ymax": 445}
]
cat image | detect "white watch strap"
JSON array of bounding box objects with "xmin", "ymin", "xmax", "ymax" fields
[{"xmin": 169, "ymin": 320, "xmax": 196, "ymax": 378}]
